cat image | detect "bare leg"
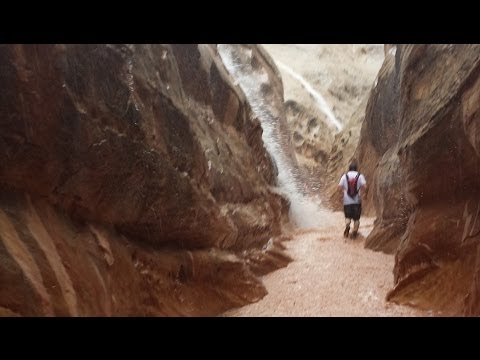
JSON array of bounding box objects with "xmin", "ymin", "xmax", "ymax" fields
[
  {"xmin": 352, "ymin": 220, "xmax": 360, "ymax": 238},
  {"xmin": 344, "ymin": 218, "xmax": 351, "ymax": 237},
  {"xmin": 353, "ymin": 220, "xmax": 360, "ymax": 232}
]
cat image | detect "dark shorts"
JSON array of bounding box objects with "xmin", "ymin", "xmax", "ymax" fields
[{"xmin": 344, "ymin": 204, "xmax": 362, "ymax": 221}]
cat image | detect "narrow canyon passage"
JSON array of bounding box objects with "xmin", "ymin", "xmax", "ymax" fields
[{"xmin": 3, "ymin": 44, "xmax": 478, "ymax": 317}]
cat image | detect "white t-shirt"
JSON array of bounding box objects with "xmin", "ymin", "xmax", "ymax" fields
[{"xmin": 338, "ymin": 171, "xmax": 367, "ymax": 205}]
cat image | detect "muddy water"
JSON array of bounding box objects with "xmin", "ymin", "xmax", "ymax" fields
[{"xmin": 224, "ymin": 212, "xmax": 434, "ymax": 317}]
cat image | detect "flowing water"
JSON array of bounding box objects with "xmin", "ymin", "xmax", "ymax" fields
[{"xmin": 218, "ymin": 44, "xmax": 334, "ymax": 228}]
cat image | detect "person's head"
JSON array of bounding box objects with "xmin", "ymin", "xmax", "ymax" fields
[{"xmin": 348, "ymin": 162, "xmax": 358, "ymax": 172}]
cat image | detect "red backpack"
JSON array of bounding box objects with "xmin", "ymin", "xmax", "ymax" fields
[{"xmin": 345, "ymin": 173, "xmax": 360, "ymax": 198}]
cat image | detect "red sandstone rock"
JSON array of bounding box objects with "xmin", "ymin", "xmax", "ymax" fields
[
  {"xmin": 0, "ymin": 44, "xmax": 291, "ymax": 316},
  {"xmin": 354, "ymin": 45, "xmax": 480, "ymax": 315}
]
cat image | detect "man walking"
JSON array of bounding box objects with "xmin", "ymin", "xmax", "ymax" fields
[{"xmin": 338, "ymin": 162, "xmax": 367, "ymax": 239}]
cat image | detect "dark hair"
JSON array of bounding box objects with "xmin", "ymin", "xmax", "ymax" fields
[{"xmin": 348, "ymin": 163, "xmax": 358, "ymax": 171}]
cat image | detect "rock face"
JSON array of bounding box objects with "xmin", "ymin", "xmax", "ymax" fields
[
  {"xmin": 261, "ymin": 44, "xmax": 384, "ymax": 188},
  {"xmin": 286, "ymin": 100, "xmax": 333, "ymax": 179},
  {"xmin": 0, "ymin": 44, "xmax": 291, "ymax": 316},
  {"xmin": 323, "ymin": 94, "xmax": 370, "ymax": 211},
  {"xmin": 262, "ymin": 44, "xmax": 384, "ymax": 127},
  {"xmin": 355, "ymin": 44, "xmax": 480, "ymax": 315}
]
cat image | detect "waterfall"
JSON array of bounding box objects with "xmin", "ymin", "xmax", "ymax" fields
[
  {"xmin": 218, "ymin": 44, "xmax": 332, "ymax": 228},
  {"xmin": 274, "ymin": 60, "xmax": 342, "ymax": 132}
]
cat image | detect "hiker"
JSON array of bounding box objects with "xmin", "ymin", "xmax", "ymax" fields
[{"xmin": 338, "ymin": 163, "xmax": 367, "ymax": 238}]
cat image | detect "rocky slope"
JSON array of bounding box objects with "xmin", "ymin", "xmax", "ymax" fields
[
  {"xmin": 0, "ymin": 44, "xmax": 291, "ymax": 316},
  {"xmin": 354, "ymin": 44, "xmax": 480, "ymax": 315},
  {"xmin": 261, "ymin": 44, "xmax": 383, "ymax": 181},
  {"xmin": 285, "ymin": 100, "xmax": 333, "ymax": 178},
  {"xmin": 323, "ymin": 95, "xmax": 370, "ymax": 211}
]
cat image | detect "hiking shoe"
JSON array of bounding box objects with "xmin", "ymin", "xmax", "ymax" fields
[
  {"xmin": 343, "ymin": 225, "xmax": 350, "ymax": 238},
  {"xmin": 352, "ymin": 230, "xmax": 358, "ymax": 239}
]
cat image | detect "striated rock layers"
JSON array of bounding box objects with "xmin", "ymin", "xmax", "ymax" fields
[
  {"xmin": 0, "ymin": 44, "xmax": 292, "ymax": 316},
  {"xmin": 354, "ymin": 45, "xmax": 480, "ymax": 315}
]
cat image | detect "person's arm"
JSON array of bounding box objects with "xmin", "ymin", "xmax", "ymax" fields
[{"xmin": 360, "ymin": 175, "xmax": 368, "ymax": 197}]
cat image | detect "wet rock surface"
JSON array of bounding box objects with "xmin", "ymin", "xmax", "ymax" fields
[
  {"xmin": 354, "ymin": 45, "xmax": 480, "ymax": 315},
  {"xmin": 0, "ymin": 44, "xmax": 291, "ymax": 315}
]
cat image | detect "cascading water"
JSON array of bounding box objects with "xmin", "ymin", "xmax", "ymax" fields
[
  {"xmin": 274, "ymin": 60, "xmax": 343, "ymax": 132},
  {"xmin": 218, "ymin": 44, "xmax": 333, "ymax": 228}
]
